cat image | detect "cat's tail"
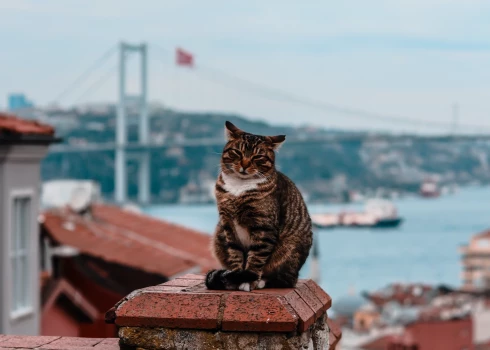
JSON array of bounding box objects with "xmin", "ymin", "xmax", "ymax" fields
[{"xmin": 205, "ymin": 269, "xmax": 228, "ymax": 290}]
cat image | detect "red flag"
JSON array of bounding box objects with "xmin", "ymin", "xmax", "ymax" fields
[{"xmin": 176, "ymin": 48, "xmax": 194, "ymax": 67}]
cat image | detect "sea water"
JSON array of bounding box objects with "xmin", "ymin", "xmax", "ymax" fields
[{"xmin": 145, "ymin": 186, "xmax": 490, "ymax": 302}]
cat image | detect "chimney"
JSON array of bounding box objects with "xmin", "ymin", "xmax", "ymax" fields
[{"xmin": 106, "ymin": 274, "xmax": 341, "ymax": 349}]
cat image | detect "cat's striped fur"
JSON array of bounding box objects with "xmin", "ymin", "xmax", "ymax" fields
[{"xmin": 206, "ymin": 121, "xmax": 313, "ymax": 291}]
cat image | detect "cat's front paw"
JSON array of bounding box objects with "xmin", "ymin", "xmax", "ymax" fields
[
  {"xmin": 224, "ymin": 269, "xmax": 259, "ymax": 285},
  {"xmin": 238, "ymin": 279, "xmax": 266, "ymax": 292},
  {"xmin": 238, "ymin": 282, "xmax": 252, "ymax": 292}
]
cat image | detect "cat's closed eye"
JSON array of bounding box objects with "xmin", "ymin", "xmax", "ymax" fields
[
  {"xmin": 252, "ymin": 155, "xmax": 267, "ymax": 161},
  {"xmin": 252, "ymin": 155, "xmax": 268, "ymax": 163},
  {"xmin": 223, "ymin": 149, "xmax": 242, "ymax": 161},
  {"xmin": 229, "ymin": 149, "xmax": 242, "ymax": 158}
]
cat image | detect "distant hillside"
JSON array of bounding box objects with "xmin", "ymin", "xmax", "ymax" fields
[{"xmin": 40, "ymin": 106, "xmax": 490, "ymax": 203}]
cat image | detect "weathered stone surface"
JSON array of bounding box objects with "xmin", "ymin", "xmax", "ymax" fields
[
  {"xmin": 119, "ymin": 327, "xmax": 176, "ymax": 349},
  {"xmin": 118, "ymin": 315, "xmax": 331, "ymax": 350},
  {"xmin": 312, "ymin": 314, "xmax": 329, "ymax": 350}
]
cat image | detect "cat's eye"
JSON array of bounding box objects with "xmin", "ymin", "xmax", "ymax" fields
[
  {"xmin": 252, "ymin": 155, "xmax": 267, "ymax": 161},
  {"xmin": 228, "ymin": 149, "xmax": 242, "ymax": 157}
]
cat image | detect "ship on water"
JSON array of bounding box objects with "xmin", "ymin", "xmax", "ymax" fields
[
  {"xmin": 419, "ymin": 178, "xmax": 441, "ymax": 198},
  {"xmin": 311, "ymin": 199, "xmax": 403, "ymax": 229}
]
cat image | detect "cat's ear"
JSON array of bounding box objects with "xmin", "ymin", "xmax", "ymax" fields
[
  {"xmin": 268, "ymin": 135, "xmax": 286, "ymax": 150},
  {"xmin": 224, "ymin": 121, "xmax": 244, "ymax": 140}
]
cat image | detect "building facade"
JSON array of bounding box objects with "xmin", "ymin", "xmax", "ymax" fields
[
  {"xmin": 460, "ymin": 230, "xmax": 490, "ymax": 290},
  {"xmin": 7, "ymin": 94, "xmax": 34, "ymax": 111},
  {"xmin": 0, "ymin": 112, "xmax": 57, "ymax": 335}
]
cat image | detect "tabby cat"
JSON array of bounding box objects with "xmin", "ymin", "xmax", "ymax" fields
[{"xmin": 205, "ymin": 121, "xmax": 313, "ymax": 291}]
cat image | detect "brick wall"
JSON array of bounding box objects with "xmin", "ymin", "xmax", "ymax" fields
[{"xmin": 1, "ymin": 274, "xmax": 341, "ymax": 350}]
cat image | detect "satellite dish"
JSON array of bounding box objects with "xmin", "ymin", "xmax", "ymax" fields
[{"xmin": 69, "ymin": 186, "xmax": 92, "ymax": 214}]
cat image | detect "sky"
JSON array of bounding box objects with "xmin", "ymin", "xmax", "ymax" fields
[{"xmin": 2, "ymin": 0, "xmax": 490, "ymax": 133}]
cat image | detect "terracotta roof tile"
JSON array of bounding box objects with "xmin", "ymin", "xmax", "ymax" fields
[
  {"xmin": 367, "ymin": 283, "xmax": 434, "ymax": 307},
  {"xmin": 360, "ymin": 335, "xmax": 396, "ymax": 350},
  {"xmin": 476, "ymin": 229, "xmax": 490, "ymax": 239},
  {"xmin": 0, "ymin": 112, "xmax": 54, "ymax": 136},
  {"xmin": 42, "ymin": 278, "xmax": 99, "ymax": 321},
  {"xmin": 41, "ymin": 204, "xmax": 218, "ymax": 279}
]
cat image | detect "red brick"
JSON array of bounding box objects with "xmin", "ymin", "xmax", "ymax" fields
[
  {"xmin": 285, "ymin": 291, "xmax": 316, "ymax": 332},
  {"xmin": 40, "ymin": 337, "xmax": 103, "ymax": 349},
  {"xmin": 50, "ymin": 337, "xmax": 103, "ymax": 346},
  {"xmin": 327, "ymin": 317, "xmax": 342, "ymax": 340},
  {"xmin": 178, "ymin": 274, "xmax": 205, "ymax": 280},
  {"xmin": 304, "ymin": 280, "xmax": 332, "ymax": 314},
  {"xmin": 115, "ymin": 291, "xmax": 221, "ymax": 329},
  {"xmin": 162, "ymin": 278, "xmax": 204, "ymax": 288},
  {"xmin": 222, "ymin": 294, "xmax": 298, "ymax": 332},
  {"xmin": 251, "ymin": 288, "xmax": 296, "ymax": 296},
  {"xmin": 184, "ymin": 286, "xmax": 230, "ymax": 294},
  {"xmin": 0, "ymin": 336, "xmax": 60, "ymax": 348},
  {"xmin": 109, "ymin": 278, "xmax": 333, "ymax": 334},
  {"xmin": 327, "ymin": 317, "xmax": 342, "ymax": 350},
  {"xmin": 295, "ymin": 283, "xmax": 324, "ymax": 318},
  {"xmin": 94, "ymin": 338, "xmax": 119, "ymax": 349},
  {"xmin": 145, "ymin": 285, "xmax": 186, "ymax": 292}
]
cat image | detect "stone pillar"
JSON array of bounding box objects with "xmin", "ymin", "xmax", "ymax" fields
[{"xmin": 106, "ymin": 274, "xmax": 341, "ymax": 350}]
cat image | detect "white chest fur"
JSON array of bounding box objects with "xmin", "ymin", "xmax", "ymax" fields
[
  {"xmin": 233, "ymin": 220, "xmax": 251, "ymax": 248},
  {"xmin": 221, "ymin": 172, "xmax": 266, "ymax": 196}
]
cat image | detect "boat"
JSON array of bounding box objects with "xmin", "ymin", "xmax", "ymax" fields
[
  {"xmin": 419, "ymin": 179, "xmax": 440, "ymax": 198},
  {"xmin": 311, "ymin": 199, "xmax": 403, "ymax": 229}
]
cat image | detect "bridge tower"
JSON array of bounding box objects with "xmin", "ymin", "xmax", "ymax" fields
[{"xmin": 115, "ymin": 42, "xmax": 150, "ymax": 205}]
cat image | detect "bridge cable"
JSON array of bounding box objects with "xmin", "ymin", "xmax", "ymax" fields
[
  {"xmin": 52, "ymin": 45, "xmax": 118, "ymax": 104},
  {"xmin": 72, "ymin": 64, "xmax": 118, "ymax": 104},
  {"xmin": 151, "ymin": 44, "xmax": 489, "ymax": 133}
]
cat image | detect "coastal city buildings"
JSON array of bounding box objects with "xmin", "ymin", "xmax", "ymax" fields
[{"xmin": 460, "ymin": 230, "xmax": 490, "ymax": 291}]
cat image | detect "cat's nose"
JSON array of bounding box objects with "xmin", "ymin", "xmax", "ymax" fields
[{"xmin": 240, "ymin": 160, "xmax": 250, "ymax": 170}]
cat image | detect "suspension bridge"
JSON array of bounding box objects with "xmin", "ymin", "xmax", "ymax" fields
[{"xmin": 46, "ymin": 41, "xmax": 490, "ymax": 205}]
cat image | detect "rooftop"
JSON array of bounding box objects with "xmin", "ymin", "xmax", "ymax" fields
[
  {"xmin": 0, "ymin": 112, "xmax": 54, "ymax": 136},
  {"xmin": 41, "ymin": 204, "xmax": 218, "ymax": 278},
  {"xmin": 365, "ymin": 283, "xmax": 434, "ymax": 307},
  {"xmin": 475, "ymin": 229, "xmax": 490, "ymax": 240}
]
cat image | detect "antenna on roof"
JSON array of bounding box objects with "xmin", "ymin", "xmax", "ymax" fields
[{"xmin": 68, "ymin": 186, "xmax": 93, "ymax": 215}]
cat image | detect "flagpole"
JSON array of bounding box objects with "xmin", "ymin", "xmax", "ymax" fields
[{"xmin": 174, "ymin": 48, "xmax": 179, "ymax": 111}]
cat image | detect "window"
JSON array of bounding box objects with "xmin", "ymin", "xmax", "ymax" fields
[{"xmin": 10, "ymin": 195, "xmax": 32, "ymax": 317}]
